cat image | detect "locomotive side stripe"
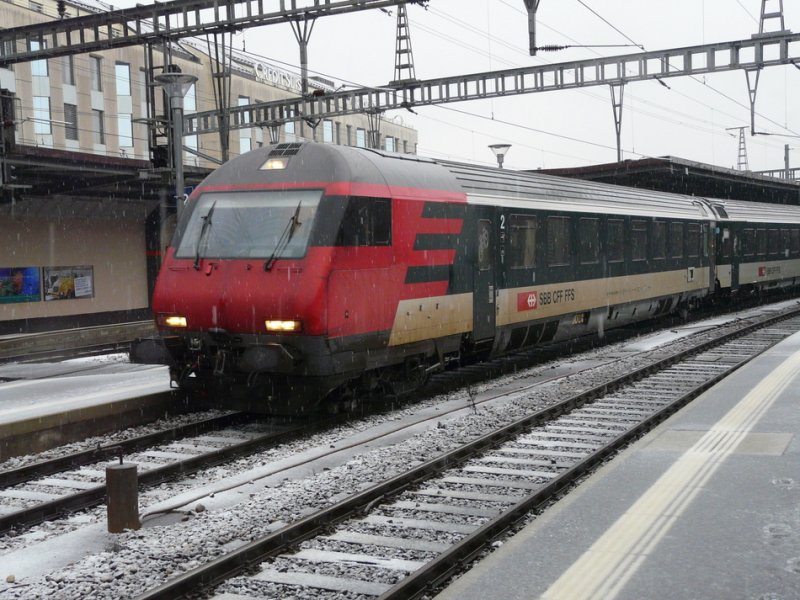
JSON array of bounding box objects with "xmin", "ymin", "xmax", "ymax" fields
[
  {"xmin": 405, "ymin": 265, "xmax": 452, "ymax": 284},
  {"xmin": 413, "ymin": 234, "xmax": 461, "ymax": 251},
  {"xmin": 496, "ymin": 267, "xmax": 711, "ymax": 327},
  {"xmin": 388, "ymin": 293, "xmax": 473, "ymax": 347}
]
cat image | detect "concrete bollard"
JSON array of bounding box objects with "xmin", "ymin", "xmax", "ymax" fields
[{"xmin": 106, "ymin": 463, "xmax": 140, "ymax": 533}]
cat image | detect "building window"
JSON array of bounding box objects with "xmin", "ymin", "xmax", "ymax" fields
[
  {"xmin": 92, "ymin": 109, "xmax": 105, "ymax": 144},
  {"xmin": 90, "ymin": 56, "xmax": 102, "ymax": 91},
  {"xmin": 239, "ymin": 135, "xmax": 251, "ymax": 155},
  {"xmin": 30, "ymin": 39, "xmax": 48, "ymax": 77},
  {"xmin": 115, "ymin": 62, "xmax": 131, "ymax": 96},
  {"xmin": 29, "ymin": 1, "xmax": 44, "ymax": 11},
  {"xmin": 323, "ymin": 120, "xmax": 333, "ymax": 143},
  {"xmin": 509, "ymin": 215, "xmax": 537, "ymax": 269},
  {"xmin": 356, "ymin": 128, "xmax": 366, "ymax": 148},
  {"xmin": 238, "ymin": 96, "xmax": 250, "ymax": 124},
  {"xmin": 384, "ymin": 136, "xmax": 395, "ymax": 152},
  {"xmin": 285, "ymin": 109, "xmax": 295, "ymax": 137},
  {"xmin": 118, "ymin": 114, "xmax": 133, "ymax": 147},
  {"xmin": 33, "ymin": 96, "xmax": 51, "ymax": 135},
  {"xmin": 62, "ymin": 55, "xmax": 75, "ymax": 85},
  {"xmin": 64, "ymin": 103, "xmax": 78, "ymax": 141}
]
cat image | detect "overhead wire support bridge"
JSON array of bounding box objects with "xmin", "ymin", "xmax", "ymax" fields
[
  {"xmin": 182, "ymin": 31, "xmax": 800, "ymax": 136},
  {"xmin": 0, "ymin": 0, "xmax": 419, "ymax": 67}
]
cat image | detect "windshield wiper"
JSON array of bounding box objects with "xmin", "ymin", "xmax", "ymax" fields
[
  {"xmin": 264, "ymin": 201, "xmax": 302, "ymax": 272},
  {"xmin": 193, "ymin": 201, "xmax": 217, "ymax": 270}
]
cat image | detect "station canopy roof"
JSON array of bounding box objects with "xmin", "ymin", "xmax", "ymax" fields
[
  {"xmin": 539, "ymin": 156, "xmax": 800, "ymax": 206},
  {"xmin": 0, "ymin": 145, "xmax": 211, "ymax": 219}
]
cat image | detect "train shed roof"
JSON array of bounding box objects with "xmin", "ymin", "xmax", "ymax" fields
[{"xmin": 538, "ymin": 156, "xmax": 800, "ymax": 206}]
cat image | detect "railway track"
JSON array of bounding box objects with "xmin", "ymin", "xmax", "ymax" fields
[
  {"xmin": 133, "ymin": 308, "xmax": 800, "ymax": 600},
  {"xmin": 0, "ymin": 412, "xmax": 316, "ymax": 534}
]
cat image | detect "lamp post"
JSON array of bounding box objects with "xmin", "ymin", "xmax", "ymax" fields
[
  {"xmin": 489, "ymin": 143, "xmax": 512, "ymax": 169},
  {"xmin": 154, "ymin": 70, "xmax": 198, "ymax": 219}
]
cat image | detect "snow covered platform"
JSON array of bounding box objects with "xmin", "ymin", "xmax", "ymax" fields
[
  {"xmin": 436, "ymin": 330, "xmax": 800, "ymax": 600},
  {"xmin": 0, "ymin": 354, "xmax": 174, "ymax": 460}
]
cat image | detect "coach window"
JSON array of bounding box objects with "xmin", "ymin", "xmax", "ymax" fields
[
  {"xmin": 782, "ymin": 229, "xmax": 790, "ymax": 256},
  {"xmin": 687, "ymin": 224, "xmax": 700, "ymax": 258},
  {"xmin": 791, "ymin": 229, "xmax": 800, "ymax": 255},
  {"xmin": 547, "ymin": 216, "xmax": 571, "ymax": 266},
  {"xmin": 578, "ymin": 217, "xmax": 600, "ymax": 264},
  {"xmin": 756, "ymin": 229, "xmax": 767, "ymax": 256},
  {"xmin": 651, "ymin": 221, "xmax": 666, "ymax": 260},
  {"xmin": 669, "ymin": 222, "xmax": 684, "ymax": 258},
  {"xmin": 607, "ymin": 219, "xmax": 624, "ymax": 263},
  {"xmin": 336, "ymin": 197, "xmax": 392, "ymax": 246},
  {"xmin": 742, "ymin": 229, "xmax": 755, "ymax": 256},
  {"xmin": 632, "ymin": 220, "xmax": 647, "ymax": 261},
  {"xmin": 509, "ymin": 215, "xmax": 537, "ymax": 269},
  {"xmin": 767, "ymin": 229, "xmax": 779, "ymax": 256}
]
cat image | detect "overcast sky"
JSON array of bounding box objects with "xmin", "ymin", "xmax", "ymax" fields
[{"xmin": 119, "ymin": 0, "xmax": 800, "ymax": 172}]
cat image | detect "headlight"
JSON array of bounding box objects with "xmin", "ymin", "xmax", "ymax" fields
[
  {"xmin": 159, "ymin": 314, "xmax": 188, "ymax": 328},
  {"xmin": 265, "ymin": 319, "xmax": 302, "ymax": 332}
]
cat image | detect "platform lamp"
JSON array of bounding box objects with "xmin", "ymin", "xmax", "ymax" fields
[
  {"xmin": 154, "ymin": 70, "xmax": 198, "ymax": 219},
  {"xmin": 489, "ymin": 143, "xmax": 512, "ymax": 169}
]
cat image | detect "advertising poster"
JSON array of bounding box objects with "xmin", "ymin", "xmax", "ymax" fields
[
  {"xmin": 43, "ymin": 266, "xmax": 94, "ymax": 301},
  {"xmin": 0, "ymin": 267, "xmax": 41, "ymax": 304}
]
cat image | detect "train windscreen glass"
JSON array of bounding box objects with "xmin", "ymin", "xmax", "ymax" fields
[{"xmin": 174, "ymin": 190, "xmax": 322, "ymax": 259}]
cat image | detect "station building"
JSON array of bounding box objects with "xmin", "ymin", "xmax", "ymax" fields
[{"xmin": 0, "ymin": 0, "xmax": 418, "ymax": 334}]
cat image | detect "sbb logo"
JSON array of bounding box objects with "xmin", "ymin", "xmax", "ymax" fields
[{"xmin": 517, "ymin": 291, "xmax": 539, "ymax": 311}]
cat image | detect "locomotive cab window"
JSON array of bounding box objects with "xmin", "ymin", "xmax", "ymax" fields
[
  {"xmin": 174, "ymin": 189, "xmax": 322, "ymax": 260},
  {"xmin": 335, "ymin": 197, "xmax": 392, "ymax": 246}
]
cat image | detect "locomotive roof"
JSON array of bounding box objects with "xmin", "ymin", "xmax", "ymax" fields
[{"xmin": 203, "ymin": 143, "xmax": 800, "ymax": 224}]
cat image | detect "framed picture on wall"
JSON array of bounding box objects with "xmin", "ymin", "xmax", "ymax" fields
[
  {"xmin": 0, "ymin": 267, "xmax": 41, "ymax": 304},
  {"xmin": 43, "ymin": 266, "xmax": 94, "ymax": 301}
]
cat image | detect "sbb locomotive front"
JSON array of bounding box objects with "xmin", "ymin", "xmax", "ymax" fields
[{"xmin": 151, "ymin": 142, "xmax": 800, "ymax": 412}]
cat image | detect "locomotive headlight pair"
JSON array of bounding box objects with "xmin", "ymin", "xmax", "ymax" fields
[
  {"xmin": 265, "ymin": 319, "xmax": 302, "ymax": 332},
  {"xmin": 159, "ymin": 314, "xmax": 188, "ymax": 328}
]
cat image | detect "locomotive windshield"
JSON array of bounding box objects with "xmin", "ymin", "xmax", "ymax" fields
[{"xmin": 174, "ymin": 190, "xmax": 322, "ymax": 260}]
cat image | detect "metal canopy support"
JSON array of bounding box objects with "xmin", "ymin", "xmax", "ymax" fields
[
  {"xmin": 0, "ymin": 0, "xmax": 415, "ymax": 67},
  {"xmin": 610, "ymin": 83, "xmax": 624, "ymax": 162},
  {"xmin": 183, "ymin": 32, "xmax": 800, "ymax": 136},
  {"xmin": 727, "ymin": 126, "xmax": 750, "ymax": 171},
  {"xmin": 366, "ymin": 109, "xmax": 382, "ymax": 149},
  {"xmin": 759, "ymin": 0, "xmax": 787, "ymax": 35},
  {"xmin": 524, "ymin": 0, "xmax": 541, "ymax": 55},
  {"xmin": 208, "ymin": 33, "xmax": 232, "ymax": 164},
  {"xmin": 290, "ymin": 17, "xmax": 316, "ymax": 96},
  {"xmin": 391, "ymin": 4, "xmax": 417, "ymax": 85},
  {"xmin": 745, "ymin": 67, "xmax": 761, "ymax": 135}
]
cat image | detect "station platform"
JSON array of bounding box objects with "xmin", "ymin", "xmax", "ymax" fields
[{"xmin": 436, "ymin": 331, "xmax": 800, "ymax": 600}]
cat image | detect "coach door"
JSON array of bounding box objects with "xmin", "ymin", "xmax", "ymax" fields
[{"xmin": 473, "ymin": 218, "xmax": 496, "ymax": 341}]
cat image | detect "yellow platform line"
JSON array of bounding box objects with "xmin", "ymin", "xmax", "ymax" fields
[{"xmin": 541, "ymin": 347, "xmax": 800, "ymax": 600}]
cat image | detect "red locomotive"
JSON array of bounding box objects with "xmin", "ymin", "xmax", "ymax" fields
[{"xmin": 151, "ymin": 142, "xmax": 800, "ymax": 412}]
